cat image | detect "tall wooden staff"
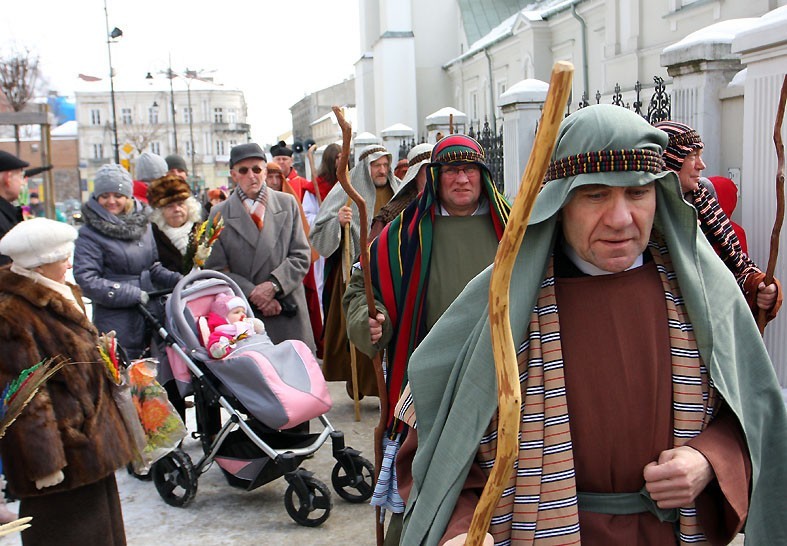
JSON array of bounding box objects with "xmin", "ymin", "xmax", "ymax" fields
[
  {"xmin": 757, "ymin": 74, "xmax": 787, "ymax": 335},
  {"xmin": 466, "ymin": 61, "xmax": 574, "ymax": 545},
  {"xmin": 332, "ymin": 105, "xmax": 388, "ymax": 546},
  {"xmin": 343, "ymin": 195, "xmax": 362, "ymax": 421}
]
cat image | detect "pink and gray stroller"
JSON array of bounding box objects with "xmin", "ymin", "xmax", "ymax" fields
[{"xmin": 142, "ymin": 269, "xmax": 373, "ymax": 526}]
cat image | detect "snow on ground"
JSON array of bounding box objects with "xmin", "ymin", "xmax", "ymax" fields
[{"xmin": 1, "ymin": 381, "xmax": 381, "ymax": 546}]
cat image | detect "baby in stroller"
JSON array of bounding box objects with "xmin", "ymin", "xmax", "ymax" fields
[{"xmin": 202, "ymin": 293, "xmax": 272, "ymax": 359}]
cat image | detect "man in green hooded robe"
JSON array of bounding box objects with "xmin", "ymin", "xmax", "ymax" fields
[{"xmin": 397, "ymin": 105, "xmax": 787, "ymax": 545}]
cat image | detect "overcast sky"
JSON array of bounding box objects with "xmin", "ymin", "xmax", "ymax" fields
[{"xmin": 1, "ymin": 0, "xmax": 360, "ymax": 142}]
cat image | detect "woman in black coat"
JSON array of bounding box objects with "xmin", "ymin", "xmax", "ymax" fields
[{"xmin": 73, "ymin": 164, "xmax": 181, "ymax": 359}]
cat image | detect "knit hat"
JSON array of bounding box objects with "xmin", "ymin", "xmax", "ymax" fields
[
  {"xmin": 401, "ymin": 143, "xmax": 435, "ymax": 187},
  {"xmin": 431, "ymin": 134, "xmax": 485, "ymax": 165},
  {"xmin": 532, "ymin": 104, "xmax": 672, "ymax": 225},
  {"xmin": 0, "ymin": 150, "xmax": 29, "ymax": 173},
  {"xmin": 207, "ymin": 188, "xmax": 227, "ymax": 201},
  {"xmin": 265, "ymin": 162, "xmax": 283, "ymax": 175},
  {"xmin": 653, "ymin": 121, "xmax": 704, "ymax": 172},
  {"xmin": 93, "ymin": 163, "xmax": 133, "ymax": 198},
  {"xmin": 0, "ymin": 217, "xmax": 77, "ymax": 269},
  {"xmin": 165, "ymin": 154, "xmax": 188, "ymax": 173},
  {"xmin": 270, "ymin": 140, "xmax": 293, "ymax": 157},
  {"xmin": 147, "ymin": 174, "xmax": 192, "ymax": 208},
  {"xmin": 210, "ymin": 293, "xmax": 247, "ymax": 318},
  {"xmin": 135, "ymin": 152, "xmax": 169, "ymax": 182}
]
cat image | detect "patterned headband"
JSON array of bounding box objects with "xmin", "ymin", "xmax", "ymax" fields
[
  {"xmin": 544, "ymin": 149, "xmax": 665, "ymax": 182},
  {"xmin": 359, "ymin": 146, "xmax": 389, "ymax": 163},
  {"xmin": 408, "ymin": 151, "xmax": 432, "ymax": 167}
]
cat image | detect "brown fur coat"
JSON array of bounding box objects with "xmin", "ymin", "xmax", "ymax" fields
[{"xmin": 0, "ymin": 270, "xmax": 134, "ymax": 498}]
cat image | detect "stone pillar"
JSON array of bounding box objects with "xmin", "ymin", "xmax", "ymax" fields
[
  {"xmin": 661, "ymin": 27, "xmax": 747, "ymax": 176},
  {"xmin": 425, "ymin": 107, "xmax": 467, "ymax": 143},
  {"xmin": 380, "ymin": 123, "xmax": 415, "ymax": 159},
  {"xmin": 499, "ymin": 79, "xmax": 549, "ymax": 198},
  {"xmin": 732, "ymin": 7, "xmax": 787, "ymax": 385},
  {"xmin": 353, "ymin": 131, "xmax": 382, "ymax": 164}
]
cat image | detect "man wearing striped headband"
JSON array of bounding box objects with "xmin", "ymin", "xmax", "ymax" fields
[
  {"xmin": 310, "ymin": 144, "xmax": 403, "ymax": 399},
  {"xmin": 398, "ymin": 105, "xmax": 787, "ymax": 545},
  {"xmin": 343, "ymin": 134, "xmax": 510, "ymax": 544},
  {"xmin": 655, "ymin": 120, "xmax": 781, "ymax": 322}
]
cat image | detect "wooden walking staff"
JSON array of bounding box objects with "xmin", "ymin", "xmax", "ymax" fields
[
  {"xmin": 757, "ymin": 74, "xmax": 787, "ymax": 335},
  {"xmin": 343, "ymin": 195, "xmax": 362, "ymax": 422},
  {"xmin": 332, "ymin": 105, "xmax": 388, "ymax": 546},
  {"xmin": 465, "ymin": 61, "xmax": 574, "ymax": 545}
]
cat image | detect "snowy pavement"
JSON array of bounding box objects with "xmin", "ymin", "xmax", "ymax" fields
[{"xmin": 1, "ymin": 381, "xmax": 381, "ymax": 546}]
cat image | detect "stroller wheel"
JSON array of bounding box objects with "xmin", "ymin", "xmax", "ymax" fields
[
  {"xmin": 284, "ymin": 475, "xmax": 332, "ymax": 527},
  {"xmin": 151, "ymin": 449, "xmax": 198, "ymax": 507},
  {"xmin": 331, "ymin": 456, "xmax": 374, "ymax": 503}
]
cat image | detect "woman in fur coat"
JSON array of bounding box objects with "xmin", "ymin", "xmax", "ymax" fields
[
  {"xmin": 147, "ymin": 174, "xmax": 203, "ymax": 274},
  {"xmin": 73, "ymin": 164, "xmax": 181, "ymax": 359},
  {"xmin": 0, "ymin": 218, "xmax": 135, "ymax": 546}
]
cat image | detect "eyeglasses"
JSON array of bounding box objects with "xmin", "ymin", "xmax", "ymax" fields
[
  {"xmin": 440, "ymin": 165, "xmax": 480, "ymax": 178},
  {"xmin": 235, "ymin": 165, "xmax": 264, "ymax": 175}
]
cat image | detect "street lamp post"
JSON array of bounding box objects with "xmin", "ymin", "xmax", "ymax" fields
[
  {"xmin": 103, "ymin": 0, "xmax": 122, "ymax": 163},
  {"xmin": 185, "ymin": 69, "xmax": 197, "ymax": 177},
  {"xmin": 167, "ymin": 57, "xmax": 179, "ymax": 154}
]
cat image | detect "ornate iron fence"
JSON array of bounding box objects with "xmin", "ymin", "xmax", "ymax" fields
[
  {"xmin": 468, "ymin": 118, "xmax": 504, "ymax": 192},
  {"xmin": 571, "ymin": 76, "xmax": 671, "ymax": 124}
]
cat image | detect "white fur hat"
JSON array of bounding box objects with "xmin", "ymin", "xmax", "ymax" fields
[{"xmin": 0, "ymin": 218, "xmax": 78, "ymax": 269}]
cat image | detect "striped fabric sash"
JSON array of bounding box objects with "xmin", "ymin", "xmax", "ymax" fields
[
  {"xmin": 691, "ymin": 185, "xmax": 758, "ymax": 292},
  {"xmin": 475, "ymin": 233, "xmax": 718, "ymax": 545}
]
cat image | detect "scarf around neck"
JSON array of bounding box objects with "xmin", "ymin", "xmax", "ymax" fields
[{"xmin": 473, "ymin": 234, "xmax": 717, "ymax": 544}]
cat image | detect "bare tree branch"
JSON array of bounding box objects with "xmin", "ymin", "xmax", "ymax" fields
[
  {"xmin": 121, "ymin": 122, "xmax": 165, "ymax": 154},
  {"xmin": 0, "ymin": 48, "xmax": 39, "ymax": 113}
]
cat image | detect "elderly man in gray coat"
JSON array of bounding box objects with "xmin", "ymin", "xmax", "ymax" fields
[{"xmin": 205, "ymin": 143, "xmax": 315, "ymax": 351}]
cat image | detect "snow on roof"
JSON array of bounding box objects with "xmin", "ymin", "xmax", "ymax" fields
[
  {"xmin": 445, "ymin": 0, "xmax": 565, "ymax": 67},
  {"xmin": 73, "ymin": 73, "xmax": 240, "ymax": 95},
  {"xmin": 662, "ymin": 19, "xmax": 760, "ymax": 53},
  {"xmin": 309, "ymin": 107, "xmax": 357, "ymax": 127},
  {"xmin": 51, "ymin": 120, "xmax": 78, "ymax": 137}
]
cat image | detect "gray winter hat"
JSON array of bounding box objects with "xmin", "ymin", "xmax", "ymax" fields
[
  {"xmin": 165, "ymin": 154, "xmax": 188, "ymax": 173},
  {"xmin": 135, "ymin": 152, "xmax": 168, "ymax": 182},
  {"xmin": 93, "ymin": 163, "xmax": 133, "ymax": 198}
]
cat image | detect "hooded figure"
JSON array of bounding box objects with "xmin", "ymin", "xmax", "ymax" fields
[
  {"xmin": 708, "ymin": 175, "xmax": 748, "ymax": 254},
  {"xmin": 398, "ymin": 105, "xmax": 787, "ymax": 545},
  {"xmin": 342, "ymin": 134, "xmax": 510, "ymax": 541},
  {"xmin": 309, "ymin": 144, "xmax": 402, "ymax": 397}
]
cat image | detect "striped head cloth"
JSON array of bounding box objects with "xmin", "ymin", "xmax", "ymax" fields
[
  {"xmin": 653, "ymin": 120, "xmax": 704, "ymax": 172},
  {"xmin": 431, "ymin": 134, "xmax": 485, "ymax": 165}
]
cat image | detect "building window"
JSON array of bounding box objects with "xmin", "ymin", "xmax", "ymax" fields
[
  {"xmin": 184, "ymin": 107, "xmax": 192, "ymax": 124},
  {"xmin": 229, "ymin": 139, "xmax": 238, "ymax": 148},
  {"xmin": 121, "ymin": 107, "xmax": 133, "ymax": 125},
  {"xmin": 92, "ymin": 143, "xmax": 103, "ymax": 159},
  {"xmin": 216, "ymin": 140, "xmax": 225, "ymax": 156},
  {"xmin": 90, "ymin": 109, "xmax": 101, "ymax": 125},
  {"xmin": 185, "ymin": 141, "xmax": 193, "ymax": 157},
  {"xmin": 496, "ymin": 81, "xmax": 507, "ymax": 112},
  {"xmin": 469, "ymin": 91, "xmax": 478, "ymax": 121},
  {"xmin": 151, "ymin": 142, "xmax": 161, "ymax": 155},
  {"xmin": 227, "ymin": 108, "xmax": 237, "ymax": 123},
  {"xmin": 214, "ymin": 107, "xmax": 223, "ymax": 123},
  {"xmin": 148, "ymin": 107, "xmax": 159, "ymax": 124}
]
